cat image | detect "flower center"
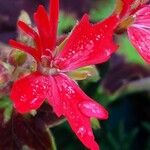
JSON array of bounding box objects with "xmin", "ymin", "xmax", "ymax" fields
[{"xmin": 37, "ymin": 55, "xmax": 60, "ymax": 75}]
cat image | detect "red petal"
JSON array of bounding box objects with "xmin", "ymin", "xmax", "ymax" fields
[
  {"xmin": 34, "ymin": 1, "xmax": 59, "ymax": 53},
  {"xmin": 9, "ymin": 39, "xmax": 41, "ymax": 61},
  {"xmin": 120, "ymin": 0, "xmax": 134, "ymax": 17},
  {"xmin": 120, "ymin": 0, "xmax": 148, "ymax": 17},
  {"xmin": 17, "ymin": 21, "xmax": 42, "ymax": 52},
  {"xmin": 55, "ymin": 14, "xmax": 119, "ymax": 71},
  {"xmin": 128, "ymin": 26, "xmax": 150, "ymax": 63},
  {"xmin": 47, "ymin": 76, "xmax": 63, "ymax": 116},
  {"xmin": 10, "ymin": 72, "xmax": 51, "ymax": 113},
  {"xmin": 49, "ymin": 0, "xmax": 59, "ymax": 49},
  {"xmin": 34, "ymin": 5, "xmax": 51, "ymax": 52},
  {"xmin": 53, "ymin": 74, "xmax": 108, "ymax": 149},
  {"xmin": 78, "ymin": 101, "xmax": 108, "ymax": 120}
]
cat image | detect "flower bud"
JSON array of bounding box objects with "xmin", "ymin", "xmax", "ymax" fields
[
  {"xmin": 0, "ymin": 62, "xmax": 12, "ymax": 95},
  {"xmin": 0, "ymin": 74, "xmax": 8, "ymax": 87},
  {"xmin": 8, "ymin": 49, "xmax": 27, "ymax": 66}
]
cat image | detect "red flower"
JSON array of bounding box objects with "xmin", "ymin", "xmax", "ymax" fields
[
  {"xmin": 9, "ymin": 0, "xmax": 118, "ymax": 149},
  {"xmin": 118, "ymin": 0, "xmax": 150, "ymax": 63},
  {"xmin": 120, "ymin": 0, "xmax": 134, "ymax": 17}
]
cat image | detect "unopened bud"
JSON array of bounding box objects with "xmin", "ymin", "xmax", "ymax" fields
[
  {"xmin": 18, "ymin": 10, "xmax": 31, "ymax": 25},
  {"xmin": 0, "ymin": 74, "xmax": 9, "ymax": 87},
  {"xmin": 0, "ymin": 63, "xmax": 12, "ymax": 95},
  {"xmin": 9, "ymin": 49, "xmax": 27, "ymax": 66},
  {"xmin": 30, "ymin": 110, "xmax": 37, "ymax": 116}
]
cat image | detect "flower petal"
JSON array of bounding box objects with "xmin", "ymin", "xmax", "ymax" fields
[
  {"xmin": 55, "ymin": 14, "xmax": 119, "ymax": 71},
  {"xmin": 120, "ymin": 0, "xmax": 134, "ymax": 17},
  {"xmin": 128, "ymin": 26, "xmax": 150, "ymax": 63},
  {"xmin": 17, "ymin": 21, "xmax": 42, "ymax": 52},
  {"xmin": 134, "ymin": 5, "xmax": 150, "ymax": 27},
  {"xmin": 52, "ymin": 74, "xmax": 108, "ymax": 149},
  {"xmin": 127, "ymin": 5, "xmax": 150, "ymax": 63},
  {"xmin": 78, "ymin": 101, "xmax": 108, "ymax": 120},
  {"xmin": 49, "ymin": 0, "xmax": 59, "ymax": 49},
  {"xmin": 47, "ymin": 76, "xmax": 63, "ymax": 117},
  {"xmin": 34, "ymin": 5, "xmax": 52, "ymax": 52},
  {"xmin": 34, "ymin": 0, "xmax": 59, "ymax": 52},
  {"xmin": 10, "ymin": 72, "xmax": 51, "ymax": 113},
  {"xmin": 9, "ymin": 39, "xmax": 41, "ymax": 61}
]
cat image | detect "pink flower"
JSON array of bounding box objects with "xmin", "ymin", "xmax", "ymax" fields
[
  {"xmin": 118, "ymin": 0, "xmax": 150, "ymax": 63},
  {"xmin": 9, "ymin": 0, "xmax": 118, "ymax": 149},
  {"xmin": 127, "ymin": 5, "xmax": 150, "ymax": 63}
]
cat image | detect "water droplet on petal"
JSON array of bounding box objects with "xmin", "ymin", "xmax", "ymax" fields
[
  {"xmin": 78, "ymin": 101, "xmax": 108, "ymax": 119},
  {"xmin": 20, "ymin": 95, "xmax": 26, "ymax": 102},
  {"xmin": 63, "ymin": 102, "xmax": 67, "ymax": 110},
  {"xmin": 88, "ymin": 131, "xmax": 93, "ymax": 137},
  {"xmin": 104, "ymin": 24, "xmax": 108, "ymax": 28},
  {"xmin": 104, "ymin": 49, "xmax": 111, "ymax": 56},
  {"xmin": 86, "ymin": 40, "xmax": 94, "ymax": 49},
  {"xmin": 77, "ymin": 126, "xmax": 86, "ymax": 138}
]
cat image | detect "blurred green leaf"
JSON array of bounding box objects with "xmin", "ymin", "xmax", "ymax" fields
[
  {"xmin": 117, "ymin": 35, "xmax": 145, "ymax": 65},
  {"xmin": 101, "ymin": 121, "xmax": 138, "ymax": 150},
  {"xmin": 90, "ymin": 0, "xmax": 115, "ymax": 22},
  {"xmin": 58, "ymin": 11, "xmax": 76, "ymax": 34},
  {"xmin": 107, "ymin": 132, "xmax": 119, "ymax": 150},
  {"xmin": 0, "ymin": 96, "xmax": 12, "ymax": 108},
  {"xmin": 142, "ymin": 122, "xmax": 150, "ymax": 150},
  {"xmin": 142, "ymin": 122, "xmax": 150, "ymax": 132},
  {"xmin": 0, "ymin": 96, "xmax": 13, "ymax": 123},
  {"xmin": 3, "ymin": 104, "xmax": 12, "ymax": 123}
]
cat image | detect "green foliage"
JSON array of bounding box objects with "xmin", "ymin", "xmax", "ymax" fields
[
  {"xmin": 142, "ymin": 122, "xmax": 150, "ymax": 150},
  {"xmin": 117, "ymin": 34, "xmax": 145, "ymax": 65},
  {"xmin": 0, "ymin": 96, "xmax": 13, "ymax": 123},
  {"xmin": 90, "ymin": 0, "xmax": 115, "ymax": 22},
  {"xmin": 142, "ymin": 122, "xmax": 150, "ymax": 132},
  {"xmin": 100, "ymin": 122, "xmax": 138, "ymax": 150},
  {"xmin": 58, "ymin": 11, "xmax": 76, "ymax": 34}
]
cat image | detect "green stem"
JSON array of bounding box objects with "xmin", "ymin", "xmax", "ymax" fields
[
  {"xmin": 110, "ymin": 77, "xmax": 150, "ymax": 102},
  {"xmin": 124, "ymin": 77, "xmax": 150, "ymax": 94}
]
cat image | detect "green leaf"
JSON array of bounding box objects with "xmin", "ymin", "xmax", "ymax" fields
[
  {"xmin": 142, "ymin": 122, "xmax": 150, "ymax": 132},
  {"xmin": 101, "ymin": 121, "xmax": 138, "ymax": 150},
  {"xmin": 117, "ymin": 34, "xmax": 145, "ymax": 65},
  {"xmin": 90, "ymin": 0, "xmax": 115, "ymax": 22},
  {"xmin": 3, "ymin": 104, "xmax": 13, "ymax": 123},
  {"xmin": 0, "ymin": 96, "xmax": 12, "ymax": 109},
  {"xmin": 58, "ymin": 11, "xmax": 76, "ymax": 34},
  {"xmin": 0, "ymin": 97, "xmax": 13, "ymax": 122}
]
